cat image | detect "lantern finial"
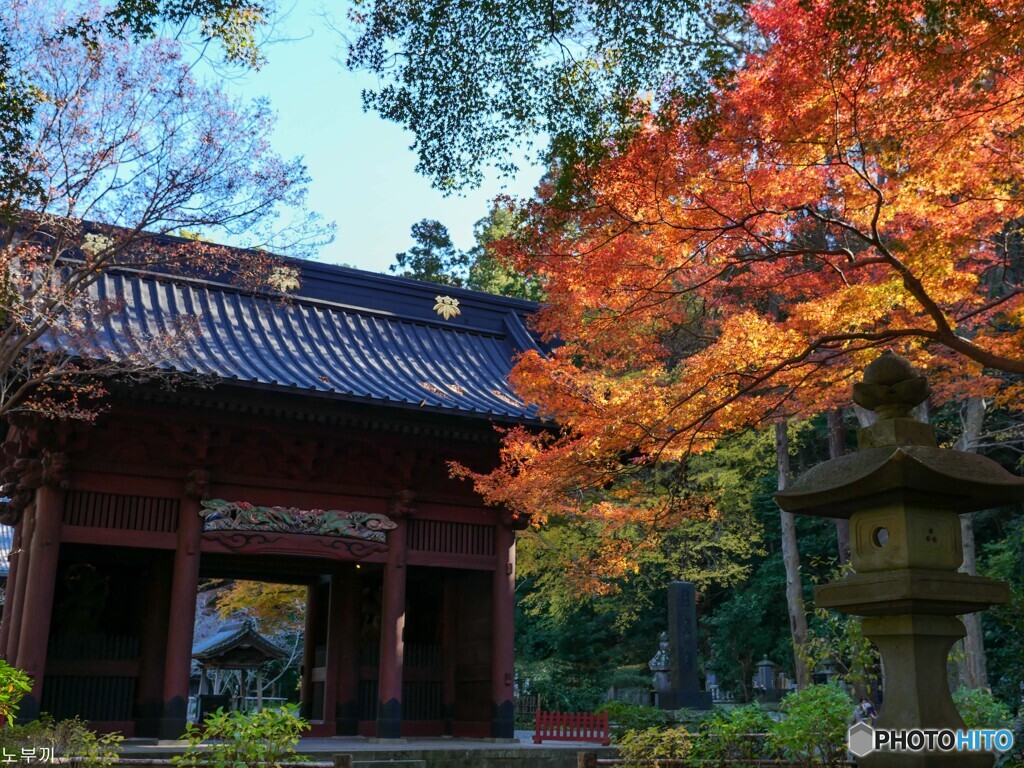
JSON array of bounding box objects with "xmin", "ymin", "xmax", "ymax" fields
[{"xmin": 852, "ymin": 351, "xmax": 930, "ymax": 419}]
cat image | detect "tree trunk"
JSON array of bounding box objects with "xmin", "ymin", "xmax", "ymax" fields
[
  {"xmin": 776, "ymin": 420, "xmax": 811, "ymax": 689},
  {"xmin": 827, "ymin": 409, "xmax": 851, "ymax": 566},
  {"xmin": 954, "ymin": 397, "xmax": 989, "ymax": 690}
]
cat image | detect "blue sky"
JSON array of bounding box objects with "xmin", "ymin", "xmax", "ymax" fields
[{"xmin": 218, "ymin": 1, "xmax": 541, "ymax": 274}]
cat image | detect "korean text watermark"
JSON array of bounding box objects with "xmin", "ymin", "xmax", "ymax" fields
[{"xmin": 0, "ymin": 748, "xmax": 54, "ymax": 764}]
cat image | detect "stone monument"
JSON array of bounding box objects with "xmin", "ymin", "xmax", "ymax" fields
[
  {"xmin": 656, "ymin": 581, "xmax": 712, "ymax": 710},
  {"xmin": 776, "ymin": 351, "xmax": 1024, "ymax": 767}
]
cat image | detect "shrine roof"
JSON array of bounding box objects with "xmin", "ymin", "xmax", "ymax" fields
[
  {"xmin": 81, "ymin": 258, "xmax": 544, "ymax": 422},
  {"xmin": 192, "ymin": 618, "xmax": 287, "ymax": 662}
]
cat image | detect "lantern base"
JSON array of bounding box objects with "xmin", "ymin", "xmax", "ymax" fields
[{"xmin": 815, "ymin": 569, "xmax": 1010, "ymax": 616}]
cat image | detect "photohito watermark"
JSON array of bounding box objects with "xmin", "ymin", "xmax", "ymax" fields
[{"xmin": 848, "ymin": 722, "xmax": 1015, "ymax": 757}]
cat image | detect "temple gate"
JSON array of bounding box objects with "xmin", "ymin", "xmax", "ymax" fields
[{"xmin": 0, "ymin": 257, "xmax": 538, "ymax": 740}]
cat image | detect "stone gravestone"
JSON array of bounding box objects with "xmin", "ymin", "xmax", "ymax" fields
[
  {"xmin": 754, "ymin": 655, "xmax": 782, "ymax": 703},
  {"xmin": 658, "ymin": 581, "xmax": 712, "ymax": 710}
]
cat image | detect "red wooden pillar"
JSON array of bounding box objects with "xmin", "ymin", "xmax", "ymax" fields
[
  {"xmin": 322, "ymin": 579, "xmax": 341, "ymax": 728},
  {"xmin": 491, "ymin": 520, "xmax": 517, "ymax": 738},
  {"xmin": 300, "ymin": 581, "xmax": 324, "ymax": 721},
  {"xmin": 135, "ymin": 553, "xmax": 172, "ymax": 737},
  {"xmin": 377, "ymin": 512, "xmax": 408, "ymax": 739},
  {"xmin": 441, "ymin": 574, "xmax": 458, "ymax": 735},
  {"xmin": 0, "ymin": 521, "xmax": 23, "ymax": 658},
  {"xmin": 7, "ymin": 505, "xmax": 35, "ymax": 667},
  {"xmin": 16, "ymin": 483, "xmax": 65, "ymax": 722},
  {"xmin": 333, "ymin": 567, "xmax": 361, "ymax": 735},
  {"xmin": 159, "ymin": 470, "xmax": 207, "ymax": 739}
]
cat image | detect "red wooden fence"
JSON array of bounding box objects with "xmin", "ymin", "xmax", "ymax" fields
[{"xmin": 532, "ymin": 709, "xmax": 610, "ymax": 746}]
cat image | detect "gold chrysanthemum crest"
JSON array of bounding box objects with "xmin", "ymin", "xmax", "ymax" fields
[{"xmin": 433, "ymin": 295, "xmax": 461, "ymax": 320}]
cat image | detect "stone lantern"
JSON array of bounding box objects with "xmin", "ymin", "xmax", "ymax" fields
[{"xmin": 776, "ymin": 352, "xmax": 1024, "ymax": 768}]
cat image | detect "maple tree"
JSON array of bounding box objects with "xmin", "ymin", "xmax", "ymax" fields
[
  {"xmin": 215, "ymin": 581, "xmax": 306, "ymax": 636},
  {"xmin": 0, "ymin": 0, "xmax": 328, "ymax": 420},
  {"xmin": 462, "ymin": 0, "xmax": 1024, "ymax": 532}
]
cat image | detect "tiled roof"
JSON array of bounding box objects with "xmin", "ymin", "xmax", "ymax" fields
[
  {"xmin": 192, "ymin": 618, "xmax": 287, "ymax": 661},
  {"xmin": 73, "ymin": 260, "xmax": 542, "ymax": 422}
]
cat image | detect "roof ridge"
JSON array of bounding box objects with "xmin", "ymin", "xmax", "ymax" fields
[
  {"xmin": 291, "ymin": 258, "xmax": 540, "ymax": 311},
  {"xmin": 100, "ymin": 263, "xmax": 526, "ymax": 339},
  {"xmin": 118, "ymin": 225, "xmax": 538, "ymax": 312}
]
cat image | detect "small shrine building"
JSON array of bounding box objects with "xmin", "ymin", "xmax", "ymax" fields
[
  {"xmin": 192, "ymin": 616, "xmax": 288, "ymax": 716},
  {"xmin": 0, "ymin": 256, "xmax": 539, "ymax": 740}
]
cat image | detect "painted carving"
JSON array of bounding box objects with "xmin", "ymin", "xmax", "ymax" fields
[
  {"xmin": 0, "ymin": 448, "xmax": 70, "ymax": 524},
  {"xmin": 41, "ymin": 451, "xmax": 70, "ymax": 489},
  {"xmin": 0, "ymin": 456, "xmax": 42, "ymax": 525},
  {"xmin": 389, "ymin": 489, "xmax": 415, "ymax": 519},
  {"xmin": 184, "ymin": 469, "xmax": 211, "ymax": 499},
  {"xmin": 204, "ymin": 531, "xmax": 386, "ymax": 560},
  {"xmin": 199, "ymin": 499, "xmax": 397, "ymax": 543}
]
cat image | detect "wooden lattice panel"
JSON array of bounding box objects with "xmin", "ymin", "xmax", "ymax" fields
[
  {"xmin": 42, "ymin": 676, "xmax": 136, "ymax": 721},
  {"xmin": 63, "ymin": 491, "xmax": 178, "ymax": 533},
  {"xmin": 407, "ymin": 519, "xmax": 494, "ymax": 557}
]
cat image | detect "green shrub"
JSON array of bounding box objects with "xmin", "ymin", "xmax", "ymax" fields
[
  {"xmin": 953, "ymin": 687, "xmax": 1013, "ymax": 730},
  {"xmin": 672, "ymin": 707, "xmax": 719, "ymax": 729},
  {"xmin": 617, "ymin": 726, "xmax": 691, "ymax": 768},
  {"xmin": 0, "ymin": 715, "xmax": 122, "ymax": 766},
  {"xmin": 517, "ymin": 659, "xmax": 606, "ymax": 713},
  {"xmin": 172, "ymin": 705, "xmax": 309, "ymax": 768},
  {"xmin": 598, "ymin": 701, "xmax": 670, "ymax": 737},
  {"xmin": 690, "ymin": 704, "xmax": 775, "ymax": 763},
  {"xmin": 769, "ymin": 682, "xmax": 852, "ymax": 768},
  {"xmin": 0, "ymin": 661, "xmax": 31, "ymax": 723},
  {"xmin": 607, "ymin": 666, "xmax": 654, "ymax": 691}
]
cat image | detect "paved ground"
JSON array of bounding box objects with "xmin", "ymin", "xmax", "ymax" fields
[{"xmin": 121, "ymin": 730, "xmax": 606, "ymax": 756}]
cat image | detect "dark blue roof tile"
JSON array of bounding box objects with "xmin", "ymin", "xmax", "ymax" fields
[{"xmin": 78, "ymin": 264, "xmax": 541, "ymax": 421}]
